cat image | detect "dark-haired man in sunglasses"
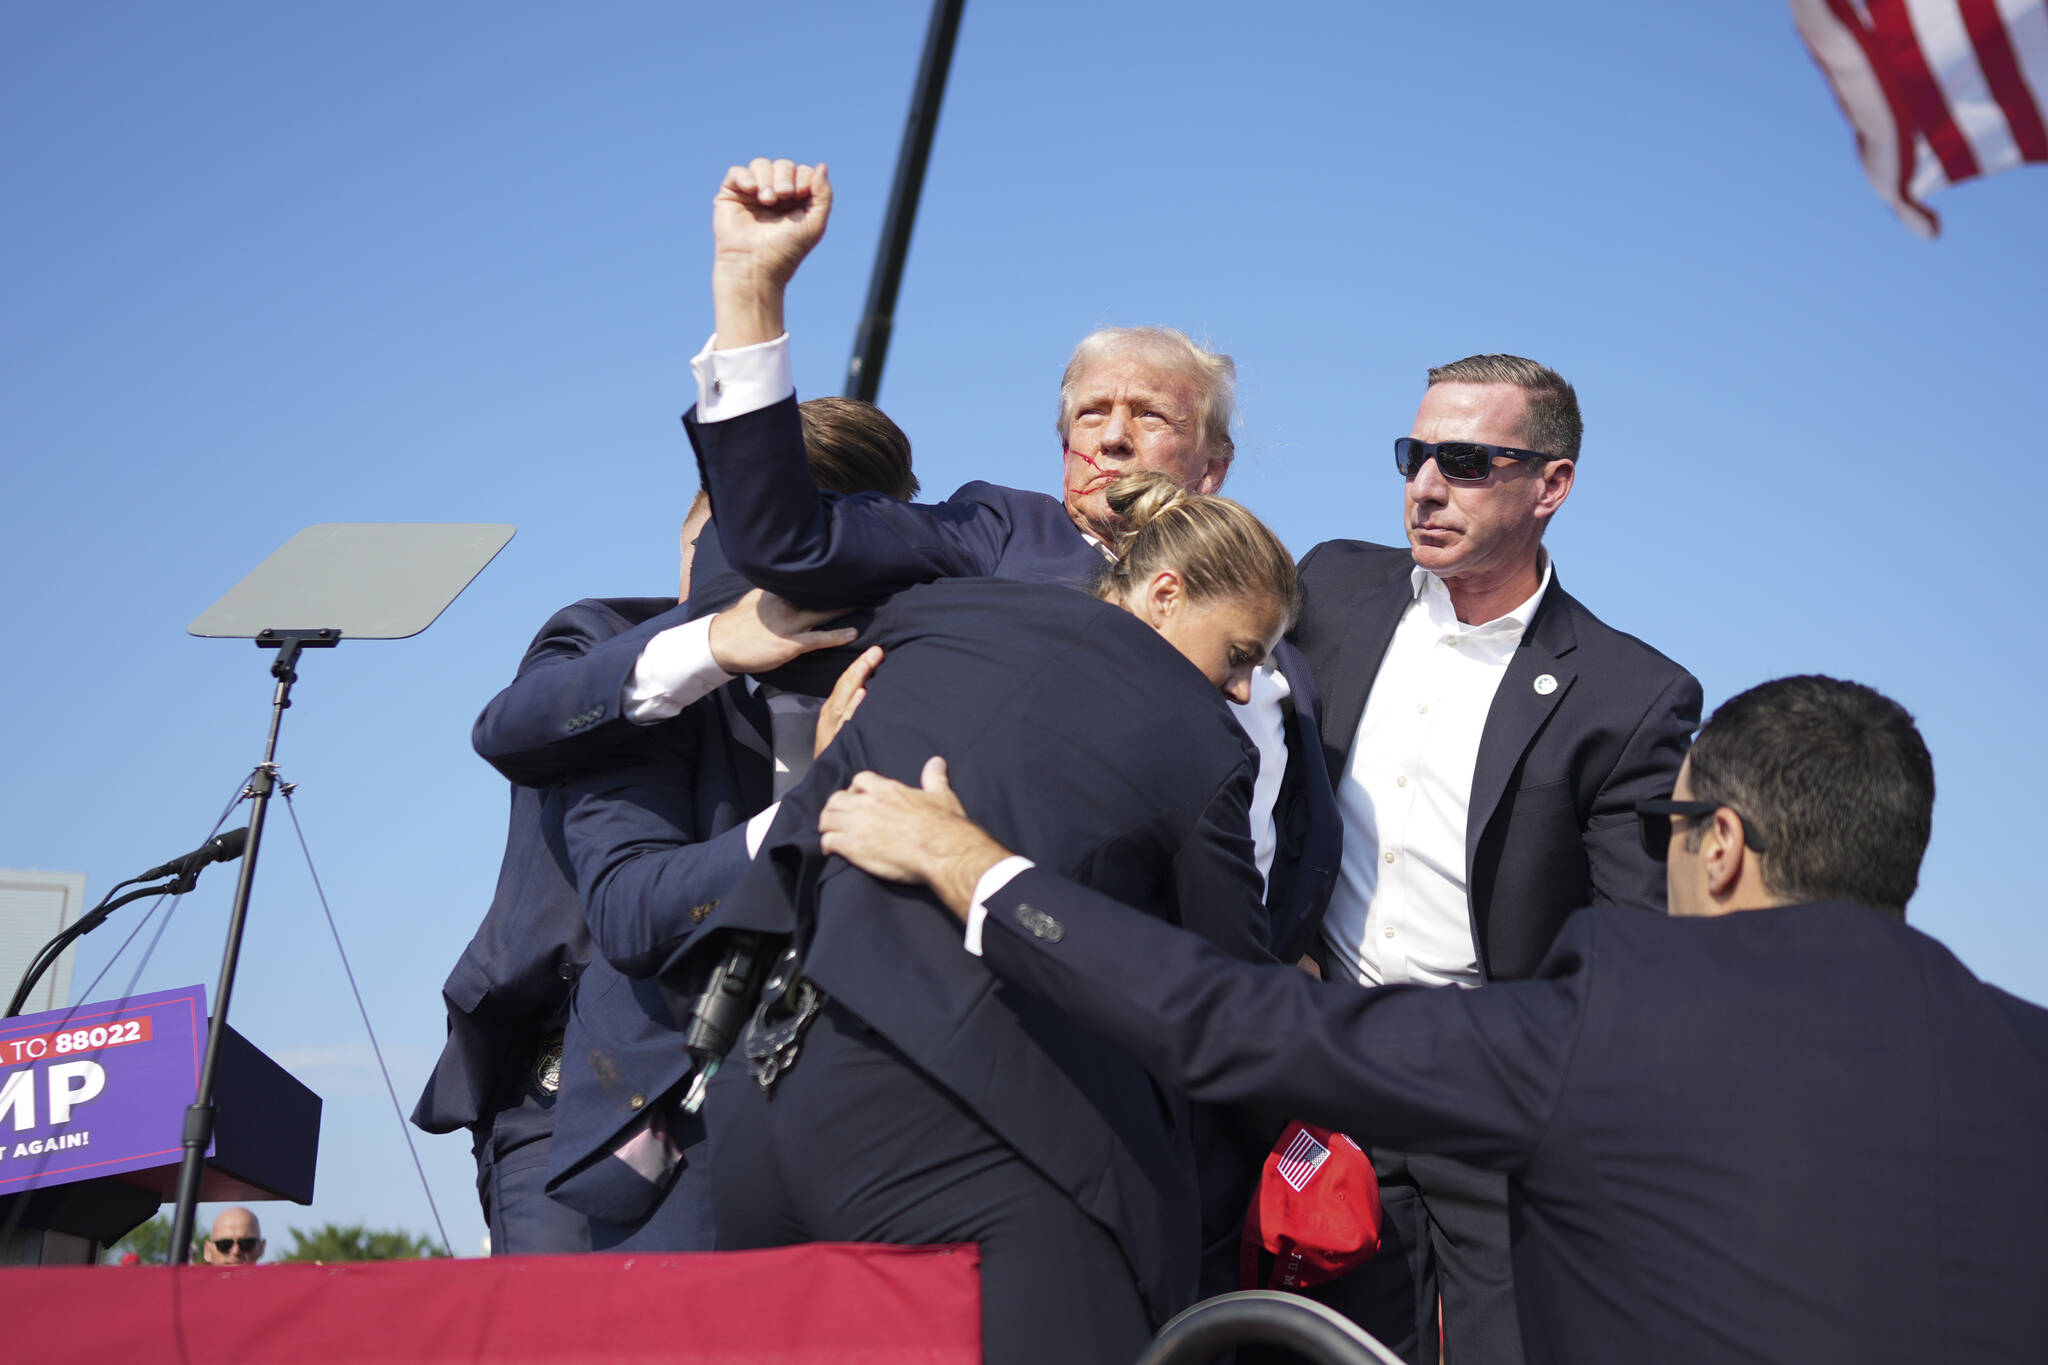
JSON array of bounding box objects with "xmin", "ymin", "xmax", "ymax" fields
[
  {"xmin": 1285, "ymin": 355, "xmax": 1701, "ymax": 1364},
  {"xmin": 201, "ymin": 1206, "xmax": 265, "ymax": 1266}
]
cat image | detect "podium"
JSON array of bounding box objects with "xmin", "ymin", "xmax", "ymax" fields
[{"xmin": 0, "ymin": 985, "xmax": 319, "ymax": 1265}]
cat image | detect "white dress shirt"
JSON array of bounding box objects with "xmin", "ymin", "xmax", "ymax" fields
[
  {"xmin": 1235, "ymin": 665, "xmax": 1290, "ymax": 893},
  {"xmin": 1319, "ymin": 558, "xmax": 1553, "ymax": 988},
  {"xmin": 623, "ymin": 614, "xmax": 730, "ymax": 723},
  {"xmin": 692, "ymin": 331, "xmax": 795, "ymax": 421},
  {"xmin": 964, "ymin": 855, "xmax": 1037, "ymax": 956}
]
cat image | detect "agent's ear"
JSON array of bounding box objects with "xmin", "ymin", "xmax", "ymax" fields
[
  {"xmin": 1533, "ymin": 458, "xmax": 1574, "ymax": 523},
  {"xmin": 1700, "ymin": 805, "xmax": 1749, "ymax": 901},
  {"xmin": 1140, "ymin": 569, "xmax": 1186, "ymax": 627}
]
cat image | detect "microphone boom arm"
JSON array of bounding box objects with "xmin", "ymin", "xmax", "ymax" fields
[{"xmin": 4, "ymin": 876, "xmax": 193, "ymax": 1019}]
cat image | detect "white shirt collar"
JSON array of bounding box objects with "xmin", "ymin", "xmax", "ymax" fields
[{"xmin": 1409, "ymin": 550, "xmax": 1554, "ymax": 634}]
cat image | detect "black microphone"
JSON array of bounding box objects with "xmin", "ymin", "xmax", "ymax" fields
[
  {"xmin": 136, "ymin": 828, "xmax": 250, "ymax": 883},
  {"xmin": 6, "ymin": 827, "xmax": 252, "ymax": 1019}
]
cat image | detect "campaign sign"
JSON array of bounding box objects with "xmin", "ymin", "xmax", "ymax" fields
[{"xmin": 0, "ymin": 984, "xmax": 208, "ymax": 1194}]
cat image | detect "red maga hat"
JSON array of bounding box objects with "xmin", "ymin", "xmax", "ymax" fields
[{"xmin": 1240, "ymin": 1122, "xmax": 1383, "ymax": 1292}]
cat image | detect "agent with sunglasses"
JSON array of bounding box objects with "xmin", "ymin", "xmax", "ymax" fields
[
  {"xmin": 201, "ymin": 1206, "xmax": 265, "ymax": 1266},
  {"xmin": 817, "ymin": 674, "xmax": 2048, "ymax": 1365},
  {"xmin": 1287, "ymin": 354, "xmax": 1701, "ymax": 1364}
]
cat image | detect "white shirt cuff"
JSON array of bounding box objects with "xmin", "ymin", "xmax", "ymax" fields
[
  {"xmin": 690, "ymin": 332, "xmax": 794, "ymax": 422},
  {"xmin": 963, "ymin": 855, "xmax": 1037, "ymax": 957},
  {"xmin": 623, "ymin": 615, "xmax": 733, "ymax": 723},
  {"xmin": 745, "ymin": 802, "xmax": 782, "ymax": 858}
]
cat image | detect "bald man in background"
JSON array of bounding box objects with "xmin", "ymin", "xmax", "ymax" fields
[{"xmin": 201, "ymin": 1207, "xmax": 264, "ymax": 1266}]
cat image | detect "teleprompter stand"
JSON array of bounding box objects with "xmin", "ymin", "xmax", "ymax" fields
[{"xmin": 170, "ymin": 523, "xmax": 514, "ymax": 1263}]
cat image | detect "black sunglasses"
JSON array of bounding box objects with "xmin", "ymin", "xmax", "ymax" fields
[
  {"xmin": 1395, "ymin": 437, "xmax": 1555, "ymax": 482},
  {"xmin": 1634, "ymin": 799, "xmax": 1769, "ymax": 862},
  {"xmin": 212, "ymin": 1236, "xmax": 261, "ymax": 1254}
]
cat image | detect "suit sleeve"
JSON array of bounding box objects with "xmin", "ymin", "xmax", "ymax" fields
[
  {"xmin": 685, "ymin": 397, "xmax": 1013, "ymax": 606},
  {"xmin": 555, "ymin": 743, "xmax": 753, "ymax": 981},
  {"xmin": 471, "ymin": 601, "xmax": 697, "ymax": 788},
  {"xmin": 1584, "ymin": 666, "xmax": 1702, "ymax": 911},
  {"xmin": 1170, "ymin": 760, "xmax": 1278, "ymax": 966},
  {"xmin": 979, "ymin": 865, "xmax": 1590, "ymax": 1170}
]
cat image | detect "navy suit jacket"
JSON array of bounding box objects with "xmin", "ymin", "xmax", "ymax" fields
[
  {"xmin": 696, "ymin": 577, "xmax": 1274, "ymax": 1322},
  {"xmin": 973, "ymin": 875, "xmax": 2048, "ymax": 1364},
  {"xmin": 472, "ymin": 595, "xmax": 702, "ymax": 791},
  {"xmin": 684, "ymin": 395, "xmax": 1342, "ymax": 963},
  {"xmin": 434, "ymin": 595, "xmax": 756, "ymax": 1227},
  {"xmin": 1293, "ymin": 540, "xmax": 1701, "ymax": 979},
  {"xmin": 411, "ymin": 778, "xmax": 590, "ymax": 1137},
  {"xmin": 419, "ymin": 594, "xmax": 683, "ymax": 1138}
]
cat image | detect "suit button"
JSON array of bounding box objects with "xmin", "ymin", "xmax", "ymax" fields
[
  {"xmin": 629, "ymin": 1094, "xmax": 646, "ymax": 1110},
  {"xmin": 557, "ymin": 962, "xmax": 578, "ymax": 980},
  {"xmin": 1016, "ymin": 904, "xmax": 1064, "ymax": 942},
  {"xmin": 690, "ymin": 902, "xmax": 716, "ymax": 924}
]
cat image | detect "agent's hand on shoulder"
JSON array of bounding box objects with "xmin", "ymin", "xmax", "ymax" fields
[
  {"xmin": 820, "ymin": 758, "xmax": 1009, "ymax": 919},
  {"xmin": 815, "ymin": 646, "xmax": 884, "ymax": 758},
  {"xmin": 707, "ymin": 588, "xmax": 857, "ymax": 675}
]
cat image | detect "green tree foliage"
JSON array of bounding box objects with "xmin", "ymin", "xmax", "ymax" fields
[
  {"xmin": 103, "ymin": 1214, "xmax": 198, "ymax": 1265},
  {"xmin": 275, "ymin": 1222, "xmax": 449, "ymax": 1262}
]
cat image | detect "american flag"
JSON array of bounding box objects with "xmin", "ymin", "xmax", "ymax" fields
[
  {"xmin": 1792, "ymin": 0, "xmax": 2048, "ymax": 234},
  {"xmin": 1276, "ymin": 1127, "xmax": 1332, "ymax": 1193}
]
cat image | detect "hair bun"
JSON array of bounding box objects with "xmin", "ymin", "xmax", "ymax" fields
[
  {"xmin": 1092, "ymin": 471, "xmax": 1301, "ymax": 635},
  {"xmin": 1104, "ymin": 470, "xmax": 1189, "ymax": 544}
]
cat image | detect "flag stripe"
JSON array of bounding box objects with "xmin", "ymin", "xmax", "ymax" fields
[
  {"xmin": 1797, "ymin": 0, "xmax": 1943, "ymax": 233},
  {"xmin": 2000, "ymin": 0, "xmax": 2048, "ymax": 129},
  {"xmin": 1912, "ymin": 0, "xmax": 2024, "ymax": 178},
  {"xmin": 1869, "ymin": 0, "xmax": 1985, "ymax": 180},
  {"xmin": 1966, "ymin": 0, "xmax": 2048, "ymax": 158}
]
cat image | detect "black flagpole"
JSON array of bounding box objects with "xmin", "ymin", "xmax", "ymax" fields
[{"xmin": 844, "ymin": 0, "xmax": 967, "ymax": 403}]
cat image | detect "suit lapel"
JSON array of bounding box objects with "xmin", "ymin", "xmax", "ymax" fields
[
  {"xmin": 1316, "ymin": 569, "xmax": 1418, "ymax": 779},
  {"xmin": 1465, "ymin": 580, "xmax": 1580, "ymax": 882}
]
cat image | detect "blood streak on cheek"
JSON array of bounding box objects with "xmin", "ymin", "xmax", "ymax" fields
[{"xmin": 1066, "ymin": 447, "xmax": 1119, "ymax": 493}]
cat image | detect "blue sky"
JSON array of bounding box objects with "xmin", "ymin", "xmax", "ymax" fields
[{"xmin": 4, "ymin": 2, "xmax": 2042, "ymax": 1254}]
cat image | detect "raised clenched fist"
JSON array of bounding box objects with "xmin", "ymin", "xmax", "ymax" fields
[{"xmin": 712, "ymin": 157, "xmax": 832, "ymax": 287}]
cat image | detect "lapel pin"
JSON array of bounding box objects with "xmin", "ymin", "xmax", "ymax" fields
[{"xmin": 1533, "ymin": 673, "xmax": 1558, "ymax": 696}]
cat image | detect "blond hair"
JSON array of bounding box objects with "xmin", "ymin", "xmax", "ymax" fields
[
  {"xmin": 1057, "ymin": 327, "xmax": 1238, "ymax": 466},
  {"xmin": 1096, "ymin": 471, "xmax": 1298, "ymax": 628}
]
